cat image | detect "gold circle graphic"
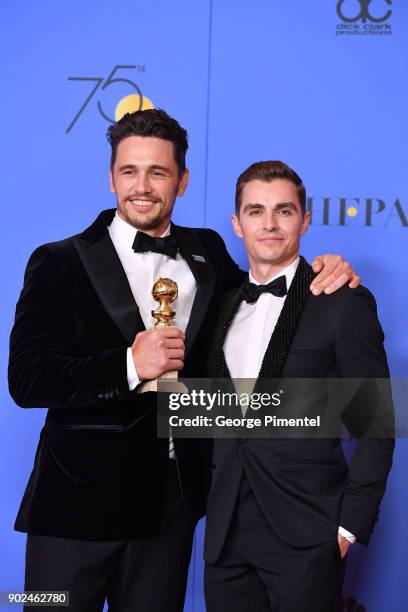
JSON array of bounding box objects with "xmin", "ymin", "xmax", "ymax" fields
[
  {"xmin": 347, "ymin": 206, "xmax": 358, "ymax": 217},
  {"xmin": 115, "ymin": 94, "xmax": 154, "ymax": 121}
]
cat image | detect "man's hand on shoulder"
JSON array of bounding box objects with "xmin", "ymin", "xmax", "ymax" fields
[
  {"xmin": 131, "ymin": 328, "xmax": 185, "ymax": 380},
  {"xmin": 310, "ymin": 254, "xmax": 361, "ymax": 295}
]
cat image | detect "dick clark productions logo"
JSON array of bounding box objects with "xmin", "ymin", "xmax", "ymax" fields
[{"xmin": 336, "ymin": 0, "xmax": 392, "ymax": 35}]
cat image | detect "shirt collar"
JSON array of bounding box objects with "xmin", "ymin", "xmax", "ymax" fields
[
  {"xmin": 249, "ymin": 257, "xmax": 300, "ymax": 291},
  {"xmin": 108, "ymin": 211, "xmax": 171, "ymax": 250}
]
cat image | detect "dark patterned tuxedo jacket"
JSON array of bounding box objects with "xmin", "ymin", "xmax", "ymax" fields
[
  {"xmin": 205, "ymin": 257, "xmax": 394, "ymax": 564},
  {"xmin": 8, "ymin": 209, "xmax": 244, "ymax": 541}
]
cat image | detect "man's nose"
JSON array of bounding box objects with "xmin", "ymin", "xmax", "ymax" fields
[
  {"xmin": 133, "ymin": 173, "xmax": 152, "ymax": 194},
  {"xmin": 263, "ymin": 212, "xmax": 278, "ymax": 231}
]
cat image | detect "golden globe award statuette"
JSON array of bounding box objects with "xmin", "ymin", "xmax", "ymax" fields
[
  {"xmin": 137, "ymin": 278, "xmax": 179, "ymax": 393},
  {"xmin": 151, "ymin": 277, "xmax": 178, "ymax": 332}
]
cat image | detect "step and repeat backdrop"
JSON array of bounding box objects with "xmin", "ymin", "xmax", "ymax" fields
[{"xmin": 1, "ymin": 1, "xmax": 407, "ymax": 610}]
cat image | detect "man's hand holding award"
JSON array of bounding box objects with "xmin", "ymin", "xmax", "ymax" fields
[{"xmin": 135, "ymin": 277, "xmax": 184, "ymax": 393}]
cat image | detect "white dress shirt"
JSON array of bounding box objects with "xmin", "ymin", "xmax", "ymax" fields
[
  {"xmin": 224, "ymin": 257, "xmax": 355, "ymax": 544},
  {"xmin": 108, "ymin": 212, "xmax": 197, "ymax": 459},
  {"xmin": 225, "ymin": 259, "xmax": 299, "ymax": 380}
]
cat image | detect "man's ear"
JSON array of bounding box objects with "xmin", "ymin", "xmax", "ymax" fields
[
  {"xmin": 300, "ymin": 210, "xmax": 311, "ymax": 236},
  {"xmin": 231, "ymin": 214, "xmax": 243, "ymax": 239},
  {"xmin": 109, "ymin": 168, "xmax": 116, "ymax": 193},
  {"xmin": 177, "ymin": 169, "xmax": 189, "ymax": 196}
]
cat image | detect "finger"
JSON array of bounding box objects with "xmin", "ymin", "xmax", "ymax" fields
[
  {"xmin": 313, "ymin": 262, "xmax": 352, "ymax": 293},
  {"xmin": 326, "ymin": 264, "xmax": 353, "ymax": 290},
  {"xmin": 165, "ymin": 339, "xmax": 185, "ymax": 349},
  {"xmin": 311, "ymin": 270, "xmax": 340, "ymax": 295},
  {"xmin": 348, "ymin": 274, "xmax": 361, "ymax": 289},
  {"xmin": 310, "ymin": 262, "xmax": 342, "ymax": 293},
  {"xmin": 321, "ymin": 273, "xmax": 349, "ymax": 294},
  {"xmin": 310, "ymin": 255, "xmax": 348, "ymax": 289},
  {"xmin": 315, "ymin": 254, "xmax": 343, "ymax": 276},
  {"xmin": 311, "ymin": 256, "xmax": 324, "ymax": 273},
  {"xmin": 155, "ymin": 327, "xmax": 185, "ymax": 339},
  {"xmin": 314, "ymin": 260, "xmax": 340, "ymax": 281},
  {"xmin": 168, "ymin": 359, "xmax": 184, "ymax": 371},
  {"xmin": 167, "ymin": 349, "xmax": 185, "ymax": 360}
]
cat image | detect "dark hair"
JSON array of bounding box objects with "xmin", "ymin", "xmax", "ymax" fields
[
  {"xmin": 107, "ymin": 108, "xmax": 188, "ymax": 176},
  {"xmin": 235, "ymin": 160, "xmax": 306, "ymax": 215}
]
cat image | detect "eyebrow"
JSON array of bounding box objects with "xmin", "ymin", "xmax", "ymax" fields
[
  {"xmin": 242, "ymin": 201, "xmax": 298, "ymax": 213},
  {"xmin": 117, "ymin": 164, "xmax": 171, "ymax": 173},
  {"xmin": 275, "ymin": 201, "xmax": 298, "ymax": 211}
]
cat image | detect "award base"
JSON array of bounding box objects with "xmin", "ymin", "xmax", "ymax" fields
[{"xmin": 137, "ymin": 370, "xmax": 187, "ymax": 394}]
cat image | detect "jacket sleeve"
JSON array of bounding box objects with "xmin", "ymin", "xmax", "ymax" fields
[
  {"xmin": 8, "ymin": 245, "xmax": 130, "ymax": 409},
  {"xmin": 335, "ymin": 287, "xmax": 395, "ymax": 545}
]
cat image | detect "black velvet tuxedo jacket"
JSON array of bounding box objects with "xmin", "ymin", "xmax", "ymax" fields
[
  {"xmin": 8, "ymin": 209, "xmax": 244, "ymax": 541},
  {"xmin": 205, "ymin": 257, "xmax": 394, "ymax": 564}
]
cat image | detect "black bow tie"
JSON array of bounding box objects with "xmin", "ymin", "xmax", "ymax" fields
[
  {"xmin": 132, "ymin": 231, "xmax": 178, "ymax": 259},
  {"xmin": 243, "ymin": 275, "xmax": 287, "ymax": 303}
]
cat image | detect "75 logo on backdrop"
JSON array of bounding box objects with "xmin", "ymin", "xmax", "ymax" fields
[{"xmin": 66, "ymin": 64, "xmax": 153, "ymax": 133}]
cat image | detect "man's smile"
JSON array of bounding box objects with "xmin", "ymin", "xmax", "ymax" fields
[
  {"xmin": 127, "ymin": 197, "xmax": 161, "ymax": 210},
  {"xmin": 257, "ymin": 235, "xmax": 285, "ymax": 243}
]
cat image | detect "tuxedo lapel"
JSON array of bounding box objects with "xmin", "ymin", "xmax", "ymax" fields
[
  {"xmin": 214, "ymin": 258, "xmax": 315, "ymax": 384},
  {"xmin": 211, "ymin": 284, "xmax": 248, "ymax": 379},
  {"xmin": 172, "ymin": 225, "xmax": 216, "ymax": 358},
  {"xmin": 73, "ymin": 210, "xmax": 145, "ymax": 345},
  {"xmin": 256, "ymin": 257, "xmax": 316, "ymax": 381},
  {"xmin": 72, "ymin": 214, "xmax": 224, "ymax": 354}
]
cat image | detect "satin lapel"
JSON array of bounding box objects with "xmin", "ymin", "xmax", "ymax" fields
[
  {"xmin": 171, "ymin": 225, "xmax": 216, "ymax": 358},
  {"xmin": 73, "ymin": 231, "xmax": 145, "ymax": 345},
  {"xmin": 256, "ymin": 257, "xmax": 316, "ymax": 382},
  {"xmin": 212, "ymin": 284, "xmax": 247, "ymax": 379}
]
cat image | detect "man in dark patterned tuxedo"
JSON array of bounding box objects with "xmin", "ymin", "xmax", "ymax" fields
[
  {"xmin": 9, "ymin": 111, "xmax": 360, "ymax": 612},
  {"xmin": 204, "ymin": 161, "xmax": 394, "ymax": 612}
]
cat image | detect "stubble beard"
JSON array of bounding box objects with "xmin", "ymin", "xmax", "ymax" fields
[{"xmin": 119, "ymin": 197, "xmax": 164, "ymax": 231}]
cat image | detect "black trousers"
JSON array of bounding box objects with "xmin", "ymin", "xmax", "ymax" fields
[
  {"xmin": 205, "ymin": 473, "xmax": 346, "ymax": 612},
  {"xmin": 24, "ymin": 462, "xmax": 195, "ymax": 612}
]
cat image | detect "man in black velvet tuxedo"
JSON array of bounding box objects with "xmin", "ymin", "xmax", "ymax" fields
[
  {"xmin": 204, "ymin": 161, "xmax": 394, "ymax": 612},
  {"xmin": 9, "ymin": 110, "xmax": 360, "ymax": 612}
]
